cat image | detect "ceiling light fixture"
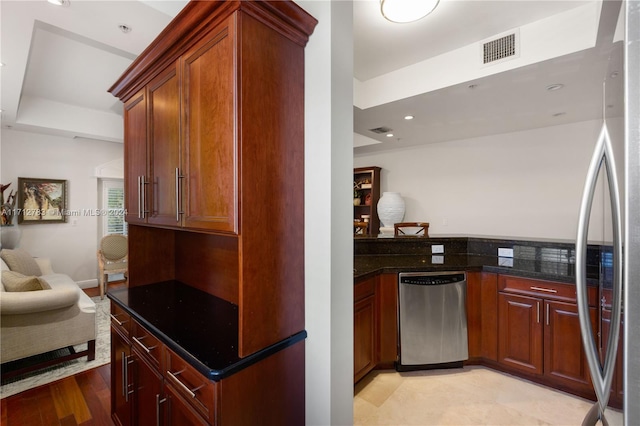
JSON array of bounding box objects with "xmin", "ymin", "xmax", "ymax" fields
[
  {"xmin": 404, "ymin": 115, "xmax": 414, "ymax": 120},
  {"xmin": 118, "ymin": 24, "xmax": 132, "ymax": 34},
  {"xmin": 47, "ymin": 0, "xmax": 70, "ymax": 6},
  {"xmin": 380, "ymin": 0, "xmax": 439, "ymax": 24},
  {"xmin": 386, "ymin": 133, "xmax": 394, "ymax": 137},
  {"xmin": 546, "ymin": 83, "xmax": 564, "ymax": 92}
]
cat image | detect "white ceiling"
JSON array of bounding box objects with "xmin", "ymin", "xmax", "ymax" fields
[{"xmin": 0, "ymin": 0, "xmax": 624, "ymax": 150}]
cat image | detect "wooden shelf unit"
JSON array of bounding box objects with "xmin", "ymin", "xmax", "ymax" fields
[{"xmin": 354, "ymin": 166, "xmax": 381, "ymax": 237}]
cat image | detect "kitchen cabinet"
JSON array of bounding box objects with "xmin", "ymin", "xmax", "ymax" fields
[
  {"xmin": 163, "ymin": 382, "xmax": 208, "ymax": 425},
  {"xmin": 466, "ymin": 272, "xmax": 498, "ymax": 363},
  {"xmin": 147, "ymin": 64, "xmax": 180, "ymax": 227},
  {"xmin": 111, "ymin": 0, "xmax": 316, "ymax": 358},
  {"xmin": 354, "ymin": 276, "xmax": 377, "ymax": 383},
  {"xmin": 111, "ymin": 307, "xmax": 208, "ymax": 426},
  {"xmin": 111, "ymin": 303, "xmax": 133, "ymax": 426},
  {"xmin": 497, "ymin": 275, "xmax": 598, "ymax": 394},
  {"xmin": 111, "ymin": 326, "xmax": 132, "ymax": 426},
  {"xmin": 130, "ymin": 350, "xmax": 163, "ymax": 426},
  {"xmin": 354, "ymin": 167, "xmax": 381, "ymax": 236},
  {"xmin": 123, "ymin": 90, "xmax": 147, "ymax": 226},
  {"xmin": 376, "ymin": 273, "xmax": 398, "ymax": 368},
  {"xmin": 181, "ymin": 23, "xmax": 236, "ymax": 233},
  {"xmin": 122, "ymin": 64, "xmax": 180, "ymax": 227}
]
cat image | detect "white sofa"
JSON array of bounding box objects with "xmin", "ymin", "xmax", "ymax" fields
[{"xmin": 0, "ymin": 253, "xmax": 96, "ymax": 378}]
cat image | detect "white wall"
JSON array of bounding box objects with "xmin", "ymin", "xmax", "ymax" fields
[
  {"xmin": 1, "ymin": 128, "xmax": 123, "ymax": 285},
  {"xmin": 300, "ymin": 1, "xmax": 354, "ymax": 425},
  {"xmin": 355, "ymin": 118, "xmax": 624, "ymax": 242}
]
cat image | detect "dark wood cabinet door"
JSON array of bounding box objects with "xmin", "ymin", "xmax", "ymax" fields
[
  {"xmin": 376, "ymin": 273, "xmax": 398, "ymax": 368},
  {"xmin": 148, "ymin": 64, "xmax": 180, "ymax": 227},
  {"xmin": 498, "ymin": 293, "xmax": 543, "ymax": 375},
  {"xmin": 182, "ymin": 20, "xmax": 237, "ymax": 233},
  {"xmin": 131, "ymin": 350, "xmax": 163, "ymax": 426},
  {"xmin": 164, "ymin": 383, "xmax": 208, "ymax": 426},
  {"xmin": 354, "ymin": 294, "xmax": 376, "ymax": 383},
  {"xmin": 124, "ymin": 90, "xmax": 148, "ymax": 226},
  {"xmin": 544, "ymin": 300, "xmax": 596, "ymax": 392},
  {"xmin": 467, "ymin": 272, "xmax": 498, "ymax": 362},
  {"xmin": 111, "ymin": 328, "xmax": 132, "ymax": 426}
]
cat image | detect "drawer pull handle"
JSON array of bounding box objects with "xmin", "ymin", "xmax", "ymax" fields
[
  {"xmin": 530, "ymin": 286, "xmax": 557, "ymax": 293},
  {"xmin": 110, "ymin": 314, "xmax": 128, "ymax": 327},
  {"xmin": 132, "ymin": 336, "xmax": 157, "ymax": 353},
  {"xmin": 167, "ymin": 370, "xmax": 204, "ymax": 399}
]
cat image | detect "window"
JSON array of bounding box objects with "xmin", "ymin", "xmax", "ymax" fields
[{"xmin": 101, "ymin": 179, "xmax": 127, "ymax": 236}]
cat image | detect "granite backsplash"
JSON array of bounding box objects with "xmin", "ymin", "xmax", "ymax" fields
[{"xmin": 354, "ymin": 236, "xmax": 609, "ymax": 286}]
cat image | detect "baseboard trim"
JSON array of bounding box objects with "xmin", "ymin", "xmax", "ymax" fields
[{"xmin": 76, "ymin": 279, "xmax": 98, "ymax": 289}]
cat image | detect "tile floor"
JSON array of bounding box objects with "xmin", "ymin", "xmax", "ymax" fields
[{"xmin": 354, "ymin": 366, "xmax": 623, "ymax": 425}]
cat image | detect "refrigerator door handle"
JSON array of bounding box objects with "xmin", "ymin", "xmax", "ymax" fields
[{"xmin": 576, "ymin": 122, "xmax": 623, "ymax": 424}]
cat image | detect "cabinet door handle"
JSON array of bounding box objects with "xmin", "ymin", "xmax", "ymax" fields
[
  {"xmin": 137, "ymin": 176, "xmax": 143, "ymax": 219},
  {"xmin": 156, "ymin": 394, "xmax": 166, "ymax": 426},
  {"xmin": 536, "ymin": 301, "xmax": 540, "ymax": 323},
  {"xmin": 175, "ymin": 168, "xmax": 185, "ymax": 222},
  {"xmin": 530, "ymin": 286, "xmax": 557, "ymax": 294},
  {"xmin": 167, "ymin": 370, "xmax": 203, "ymax": 399},
  {"xmin": 546, "ymin": 303, "xmax": 550, "ymax": 326},
  {"xmin": 132, "ymin": 335, "xmax": 157, "ymax": 353},
  {"xmin": 141, "ymin": 176, "xmax": 149, "ymax": 219},
  {"xmin": 121, "ymin": 352, "xmax": 127, "ymax": 398},
  {"xmin": 123, "ymin": 355, "xmax": 134, "ymax": 402}
]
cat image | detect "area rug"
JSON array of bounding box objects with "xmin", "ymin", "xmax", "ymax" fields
[{"xmin": 0, "ymin": 296, "xmax": 111, "ymax": 398}]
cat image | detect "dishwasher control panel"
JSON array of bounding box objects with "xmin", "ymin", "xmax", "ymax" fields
[{"xmin": 399, "ymin": 272, "xmax": 465, "ymax": 286}]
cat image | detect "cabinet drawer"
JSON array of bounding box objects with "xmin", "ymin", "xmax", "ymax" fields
[
  {"xmin": 110, "ymin": 302, "xmax": 131, "ymax": 337},
  {"xmin": 165, "ymin": 348, "xmax": 216, "ymax": 424},
  {"xmin": 498, "ymin": 275, "xmax": 597, "ymax": 306},
  {"xmin": 355, "ymin": 277, "xmax": 376, "ymax": 302},
  {"xmin": 131, "ymin": 320, "xmax": 163, "ymax": 370}
]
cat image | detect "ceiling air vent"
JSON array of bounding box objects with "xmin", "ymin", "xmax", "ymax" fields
[
  {"xmin": 481, "ymin": 30, "xmax": 519, "ymax": 65},
  {"xmin": 369, "ymin": 126, "xmax": 392, "ymax": 134}
]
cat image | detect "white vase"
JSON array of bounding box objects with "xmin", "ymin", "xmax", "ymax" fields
[
  {"xmin": 377, "ymin": 192, "xmax": 405, "ymax": 235},
  {"xmin": 1, "ymin": 225, "xmax": 22, "ymax": 249}
]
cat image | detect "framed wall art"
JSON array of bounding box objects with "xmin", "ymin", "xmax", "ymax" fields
[{"xmin": 17, "ymin": 177, "xmax": 68, "ymax": 224}]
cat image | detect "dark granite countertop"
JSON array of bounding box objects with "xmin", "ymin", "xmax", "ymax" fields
[{"xmin": 107, "ymin": 281, "xmax": 306, "ymax": 381}]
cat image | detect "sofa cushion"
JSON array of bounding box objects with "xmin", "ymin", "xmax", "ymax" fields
[
  {"xmin": 1, "ymin": 271, "xmax": 46, "ymax": 292},
  {"xmin": 1, "ymin": 249, "xmax": 42, "ymax": 276}
]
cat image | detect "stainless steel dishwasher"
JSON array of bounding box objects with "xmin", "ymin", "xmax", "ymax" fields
[{"xmin": 397, "ymin": 271, "xmax": 468, "ymax": 371}]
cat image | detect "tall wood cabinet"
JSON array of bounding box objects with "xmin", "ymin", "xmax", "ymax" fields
[{"xmin": 109, "ymin": 1, "xmax": 316, "ymax": 424}]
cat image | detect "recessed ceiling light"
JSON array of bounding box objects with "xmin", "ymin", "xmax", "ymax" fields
[
  {"xmin": 386, "ymin": 133, "xmax": 394, "ymax": 138},
  {"xmin": 118, "ymin": 24, "xmax": 132, "ymax": 33},
  {"xmin": 0, "ymin": 63, "xmax": 5, "ymax": 67},
  {"xmin": 404, "ymin": 115, "xmax": 414, "ymax": 120},
  {"xmin": 546, "ymin": 84, "xmax": 564, "ymax": 92}
]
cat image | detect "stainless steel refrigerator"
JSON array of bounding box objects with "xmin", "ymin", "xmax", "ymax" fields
[{"xmin": 575, "ymin": 1, "xmax": 640, "ymax": 424}]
